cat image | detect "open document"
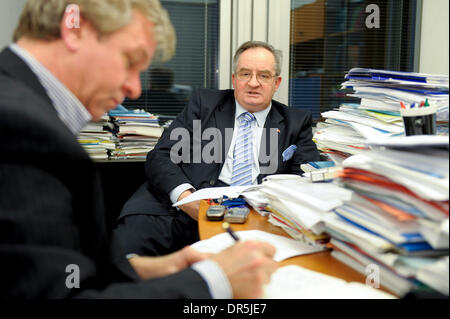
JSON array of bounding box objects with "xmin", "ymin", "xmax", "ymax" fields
[
  {"xmin": 173, "ymin": 185, "xmax": 259, "ymax": 207},
  {"xmin": 191, "ymin": 230, "xmax": 325, "ymax": 262},
  {"xmin": 264, "ymin": 265, "xmax": 397, "ymax": 299}
]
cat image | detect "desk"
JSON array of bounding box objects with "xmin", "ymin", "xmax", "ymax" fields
[{"xmin": 198, "ymin": 200, "xmax": 394, "ymax": 294}]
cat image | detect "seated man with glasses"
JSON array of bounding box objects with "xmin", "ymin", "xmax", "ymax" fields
[{"xmin": 112, "ymin": 40, "xmax": 320, "ymax": 257}]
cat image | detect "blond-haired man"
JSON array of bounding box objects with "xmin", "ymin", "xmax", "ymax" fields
[{"xmin": 0, "ymin": 0, "xmax": 276, "ymax": 299}]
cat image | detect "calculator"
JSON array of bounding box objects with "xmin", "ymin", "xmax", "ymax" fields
[
  {"xmin": 206, "ymin": 205, "xmax": 226, "ymax": 221},
  {"xmin": 224, "ymin": 207, "xmax": 250, "ymax": 224}
]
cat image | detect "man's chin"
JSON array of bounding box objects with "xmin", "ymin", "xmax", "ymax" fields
[{"xmin": 242, "ymin": 101, "xmax": 269, "ymax": 113}]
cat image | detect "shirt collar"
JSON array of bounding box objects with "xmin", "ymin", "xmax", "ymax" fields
[
  {"xmin": 234, "ymin": 100, "xmax": 272, "ymax": 127},
  {"xmin": 9, "ymin": 43, "xmax": 92, "ymax": 136}
]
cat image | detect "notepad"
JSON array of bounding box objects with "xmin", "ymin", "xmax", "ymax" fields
[
  {"xmin": 191, "ymin": 230, "xmax": 324, "ymax": 262},
  {"xmin": 263, "ymin": 265, "xmax": 397, "ymax": 299}
]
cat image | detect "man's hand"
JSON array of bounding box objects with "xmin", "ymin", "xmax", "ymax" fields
[
  {"xmin": 128, "ymin": 246, "xmax": 209, "ymax": 280},
  {"xmin": 210, "ymin": 240, "xmax": 278, "ymax": 299},
  {"xmin": 177, "ymin": 189, "xmax": 200, "ymax": 221}
]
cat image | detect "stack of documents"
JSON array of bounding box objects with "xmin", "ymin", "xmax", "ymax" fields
[
  {"xmin": 314, "ymin": 103, "xmax": 406, "ymax": 164},
  {"xmin": 264, "ymin": 265, "xmax": 396, "ymax": 299},
  {"xmin": 324, "ymin": 135, "xmax": 449, "ymax": 297},
  {"xmin": 108, "ymin": 105, "xmax": 163, "ymax": 160},
  {"xmin": 243, "ymin": 175, "xmax": 353, "ymax": 246},
  {"xmin": 314, "ymin": 69, "xmax": 449, "ymax": 164},
  {"xmin": 78, "ymin": 114, "xmax": 116, "ymax": 160},
  {"xmin": 342, "ymin": 68, "xmax": 449, "ymax": 134}
]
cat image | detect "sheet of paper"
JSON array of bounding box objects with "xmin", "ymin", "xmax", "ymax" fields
[
  {"xmin": 191, "ymin": 230, "xmax": 324, "ymax": 262},
  {"xmin": 263, "ymin": 265, "xmax": 397, "ymax": 299},
  {"xmin": 366, "ymin": 135, "xmax": 449, "ymax": 149},
  {"xmin": 173, "ymin": 185, "xmax": 259, "ymax": 207}
]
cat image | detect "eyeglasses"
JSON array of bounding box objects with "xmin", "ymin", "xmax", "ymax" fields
[{"xmin": 235, "ymin": 70, "xmax": 278, "ymax": 84}]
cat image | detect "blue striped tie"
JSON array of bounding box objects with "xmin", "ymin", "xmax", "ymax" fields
[{"xmin": 231, "ymin": 112, "xmax": 256, "ymax": 186}]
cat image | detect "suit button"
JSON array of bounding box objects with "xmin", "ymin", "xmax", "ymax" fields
[{"xmin": 210, "ymin": 180, "xmax": 216, "ymax": 186}]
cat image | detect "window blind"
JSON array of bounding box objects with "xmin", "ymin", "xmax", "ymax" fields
[
  {"xmin": 123, "ymin": 0, "xmax": 219, "ymax": 119},
  {"xmin": 289, "ymin": 0, "xmax": 417, "ymax": 120}
]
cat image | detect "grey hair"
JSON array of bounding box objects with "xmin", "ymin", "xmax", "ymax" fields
[
  {"xmin": 232, "ymin": 41, "xmax": 282, "ymax": 75},
  {"xmin": 13, "ymin": 0, "xmax": 175, "ymax": 62}
]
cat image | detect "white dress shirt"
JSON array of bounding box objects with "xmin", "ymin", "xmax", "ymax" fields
[
  {"xmin": 9, "ymin": 44, "xmax": 91, "ymax": 136},
  {"xmin": 218, "ymin": 101, "xmax": 272, "ymax": 185}
]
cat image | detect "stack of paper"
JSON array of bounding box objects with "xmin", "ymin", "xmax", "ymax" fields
[
  {"xmin": 314, "ymin": 69, "xmax": 449, "ymax": 165},
  {"xmin": 342, "ymin": 68, "xmax": 449, "ymax": 134},
  {"xmin": 314, "ymin": 104, "xmax": 406, "ymax": 165},
  {"xmin": 264, "ymin": 265, "xmax": 397, "ymax": 299},
  {"xmin": 242, "ymin": 175, "xmax": 353, "ymax": 246},
  {"xmin": 108, "ymin": 105, "xmax": 163, "ymax": 160},
  {"xmin": 78, "ymin": 114, "xmax": 116, "ymax": 160},
  {"xmin": 324, "ymin": 135, "xmax": 449, "ymax": 297}
]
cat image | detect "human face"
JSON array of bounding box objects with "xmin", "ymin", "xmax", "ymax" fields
[
  {"xmin": 74, "ymin": 11, "xmax": 156, "ymax": 121},
  {"xmin": 232, "ymin": 47, "xmax": 281, "ymax": 113}
]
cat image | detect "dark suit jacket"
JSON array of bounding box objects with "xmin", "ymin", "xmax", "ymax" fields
[
  {"xmin": 119, "ymin": 88, "xmax": 320, "ymax": 218},
  {"xmin": 0, "ymin": 48, "xmax": 210, "ymax": 299}
]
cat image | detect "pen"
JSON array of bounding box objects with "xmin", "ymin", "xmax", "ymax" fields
[
  {"xmin": 410, "ymin": 103, "xmax": 415, "ymax": 108},
  {"xmin": 400, "ymin": 101, "xmax": 406, "ymax": 109},
  {"xmin": 424, "ymin": 99, "xmax": 430, "ymax": 107},
  {"xmin": 222, "ymin": 222, "xmax": 240, "ymax": 242}
]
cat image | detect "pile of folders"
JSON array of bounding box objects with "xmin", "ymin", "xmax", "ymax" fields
[
  {"xmin": 108, "ymin": 105, "xmax": 163, "ymax": 160},
  {"xmin": 323, "ymin": 135, "xmax": 449, "ymax": 297},
  {"xmin": 313, "ymin": 68, "xmax": 449, "ymax": 166}
]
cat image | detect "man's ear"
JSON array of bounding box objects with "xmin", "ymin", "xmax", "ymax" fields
[
  {"xmin": 274, "ymin": 76, "xmax": 282, "ymax": 90},
  {"xmin": 60, "ymin": 6, "xmax": 85, "ymax": 52}
]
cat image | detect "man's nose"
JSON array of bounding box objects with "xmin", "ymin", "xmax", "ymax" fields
[
  {"xmin": 248, "ymin": 73, "xmax": 261, "ymax": 87},
  {"xmin": 123, "ymin": 72, "xmax": 142, "ymax": 99}
]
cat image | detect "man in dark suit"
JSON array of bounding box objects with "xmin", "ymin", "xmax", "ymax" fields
[
  {"xmin": 0, "ymin": 0, "xmax": 277, "ymax": 299},
  {"xmin": 113, "ymin": 41, "xmax": 320, "ymax": 257}
]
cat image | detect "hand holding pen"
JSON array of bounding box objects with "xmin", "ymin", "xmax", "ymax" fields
[
  {"xmin": 222, "ymin": 222, "xmax": 240, "ymax": 241},
  {"xmin": 207, "ymin": 224, "xmax": 277, "ymax": 298}
]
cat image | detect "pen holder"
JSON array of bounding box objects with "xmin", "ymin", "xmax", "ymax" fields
[{"xmin": 400, "ymin": 105, "xmax": 437, "ymax": 136}]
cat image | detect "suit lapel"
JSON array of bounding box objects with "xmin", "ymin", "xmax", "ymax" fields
[
  {"xmin": 258, "ymin": 102, "xmax": 285, "ymax": 183},
  {"xmin": 214, "ymin": 95, "xmax": 236, "ymax": 168}
]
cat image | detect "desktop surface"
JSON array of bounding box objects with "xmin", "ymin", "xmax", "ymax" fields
[{"xmin": 198, "ymin": 200, "xmax": 396, "ymax": 294}]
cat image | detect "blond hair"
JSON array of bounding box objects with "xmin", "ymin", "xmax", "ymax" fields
[{"xmin": 13, "ymin": 0, "xmax": 175, "ymax": 61}]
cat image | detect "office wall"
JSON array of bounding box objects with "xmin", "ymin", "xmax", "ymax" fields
[
  {"xmin": 2, "ymin": 1, "xmax": 448, "ymax": 77},
  {"xmin": 0, "ymin": 0, "xmax": 27, "ymax": 50},
  {"xmin": 419, "ymin": 0, "xmax": 449, "ymax": 75},
  {"xmin": 219, "ymin": 0, "xmax": 291, "ymax": 105}
]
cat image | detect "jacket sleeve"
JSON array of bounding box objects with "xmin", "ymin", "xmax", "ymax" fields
[{"xmin": 145, "ymin": 89, "xmax": 203, "ymax": 197}]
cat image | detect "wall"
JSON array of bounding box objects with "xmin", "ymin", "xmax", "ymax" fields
[
  {"xmin": 2, "ymin": 1, "xmax": 448, "ymax": 81},
  {"xmin": 219, "ymin": 0, "xmax": 291, "ymax": 105},
  {"xmin": 419, "ymin": 0, "xmax": 449, "ymax": 75},
  {"xmin": 0, "ymin": 0, "xmax": 27, "ymax": 50}
]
